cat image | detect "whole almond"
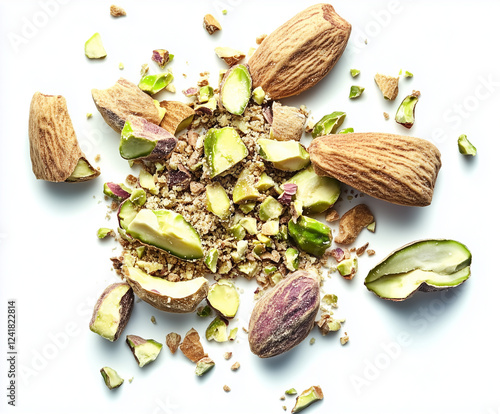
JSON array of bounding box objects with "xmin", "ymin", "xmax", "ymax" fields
[
  {"xmin": 248, "ymin": 3, "xmax": 351, "ymax": 100},
  {"xmin": 309, "ymin": 133, "xmax": 441, "ymax": 207},
  {"xmin": 248, "ymin": 270, "xmax": 320, "ymax": 358}
]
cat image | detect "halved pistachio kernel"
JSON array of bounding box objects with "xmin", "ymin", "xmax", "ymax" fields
[
  {"xmin": 311, "ymin": 111, "xmax": 346, "ymax": 138},
  {"xmin": 206, "ymin": 182, "xmax": 231, "ymax": 219},
  {"xmin": 365, "ymin": 239, "xmax": 472, "ymax": 301},
  {"xmin": 138, "ymin": 71, "xmax": 174, "ymax": 95},
  {"xmin": 219, "ymin": 64, "xmax": 252, "ymax": 115},
  {"xmin": 458, "ymin": 134, "xmax": 477, "ymax": 156},
  {"xmin": 100, "ymin": 367, "xmax": 124, "ymax": 390},
  {"xmin": 349, "ymin": 85, "xmax": 365, "ymax": 99},
  {"xmin": 85, "ymin": 33, "xmax": 106, "ymax": 59},
  {"xmin": 204, "ymin": 248, "xmax": 219, "ymax": 273},
  {"xmin": 195, "ymin": 357, "xmax": 215, "ymax": 376},
  {"xmin": 204, "ymin": 127, "xmax": 248, "ymax": 178},
  {"xmin": 66, "ymin": 158, "xmax": 100, "ymax": 182},
  {"xmin": 291, "ymin": 386, "xmax": 324, "ymax": 413},
  {"xmin": 258, "ymin": 138, "xmax": 310, "ymax": 171},
  {"xmin": 206, "ymin": 316, "xmax": 228, "ymax": 342},
  {"xmin": 97, "ymin": 228, "xmax": 113, "ymax": 239},
  {"xmin": 395, "ymin": 90, "xmax": 420, "ymax": 129},
  {"xmin": 288, "ymin": 216, "xmax": 332, "ymax": 257},
  {"xmin": 207, "ymin": 279, "xmax": 240, "ymax": 318}
]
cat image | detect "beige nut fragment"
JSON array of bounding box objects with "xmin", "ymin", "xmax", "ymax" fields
[
  {"xmin": 110, "ymin": 5, "xmax": 126, "ymax": 17},
  {"xmin": 91, "ymin": 78, "xmax": 164, "ymax": 133},
  {"xmin": 159, "ymin": 101, "xmax": 195, "ymax": 135},
  {"xmin": 29, "ymin": 92, "xmax": 99, "ymax": 182},
  {"xmin": 270, "ymin": 102, "xmax": 306, "ymax": 141},
  {"xmin": 335, "ymin": 204, "xmax": 374, "ymax": 245},
  {"xmin": 215, "ymin": 47, "xmax": 245, "ymax": 66},
  {"xmin": 203, "ymin": 14, "xmax": 222, "ymax": 34},
  {"xmin": 166, "ymin": 332, "xmax": 181, "ymax": 354},
  {"xmin": 248, "ymin": 3, "xmax": 351, "ymax": 99},
  {"xmin": 374, "ymin": 73, "xmax": 399, "ymax": 100},
  {"xmin": 309, "ymin": 133, "xmax": 441, "ymax": 207},
  {"xmin": 179, "ymin": 328, "xmax": 207, "ymax": 362}
]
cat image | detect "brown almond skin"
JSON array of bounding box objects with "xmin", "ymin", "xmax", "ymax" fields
[
  {"xmin": 29, "ymin": 92, "xmax": 99, "ymax": 182},
  {"xmin": 248, "ymin": 3, "xmax": 351, "ymax": 100},
  {"xmin": 159, "ymin": 101, "xmax": 195, "ymax": 135},
  {"xmin": 309, "ymin": 133, "xmax": 442, "ymax": 207},
  {"xmin": 91, "ymin": 78, "xmax": 164, "ymax": 133},
  {"xmin": 248, "ymin": 270, "xmax": 320, "ymax": 358},
  {"xmin": 335, "ymin": 204, "xmax": 374, "ymax": 245},
  {"xmin": 89, "ymin": 283, "xmax": 134, "ymax": 342}
]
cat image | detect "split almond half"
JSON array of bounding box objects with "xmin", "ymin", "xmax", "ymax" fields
[
  {"xmin": 248, "ymin": 3, "xmax": 351, "ymax": 100},
  {"xmin": 29, "ymin": 92, "xmax": 100, "ymax": 182},
  {"xmin": 309, "ymin": 133, "xmax": 441, "ymax": 207}
]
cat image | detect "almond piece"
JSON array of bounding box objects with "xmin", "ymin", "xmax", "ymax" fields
[
  {"xmin": 29, "ymin": 92, "xmax": 99, "ymax": 182},
  {"xmin": 179, "ymin": 328, "xmax": 207, "ymax": 362},
  {"xmin": 214, "ymin": 47, "xmax": 245, "ymax": 66},
  {"xmin": 159, "ymin": 101, "xmax": 195, "ymax": 135},
  {"xmin": 203, "ymin": 14, "xmax": 222, "ymax": 35},
  {"xmin": 374, "ymin": 73, "xmax": 399, "ymax": 100},
  {"xmin": 309, "ymin": 133, "xmax": 441, "ymax": 207},
  {"xmin": 270, "ymin": 102, "xmax": 306, "ymax": 141},
  {"xmin": 248, "ymin": 4, "xmax": 351, "ymax": 100},
  {"xmin": 335, "ymin": 204, "xmax": 374, "ymax": 245}
]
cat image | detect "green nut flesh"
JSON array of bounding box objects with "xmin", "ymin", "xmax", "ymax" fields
[
  {"xmin": 252, "ymin": 86, "xmax": 266, "ymax": 105},
  {"xmin": 458, "ymin": 134, "xmax": 477, "ymax": 156},
  {"xmin": 258, "ymin": 196, "xmax": 283, "ymax": 221},
  {"xmin": 206, "ymin": 182, "xmax": 231, "ymax": 220},
  {"xmin": 292, "ymin": 386, "xmax": 324, "ymax": 413},
  {"xmin": 97, "ymin": 228, "xmax": 113, "ymax": 239},
  {"xmin": 365, "ymin": 239, "xmax": 472, "ymax": 301},
  {"xmin": 85, "ymin": 33, "xmax": 107, "ymax": 59},
  {"xmin": 219, "ymin": 64, "xmax": 252, "ymax": 115},
  {"xmin": 126, "ymin": 208, "xmax": 203, "ymax": 260},
  {"xmin": 207, "ymin": 279, "xmax": 240, "ymax": 318},
  {"xmin": 206, "ymin": 316, "xmax": 228, "ymax": 342},
  {"xmin": 286, "ymin": 165, "xmax": 341, "ymax": 214},
  {"xmin": 312, "ymin": 111, "xmax": 346, "ymax": 138},
  {"xmin": 138, "ymin": 71, "xmax": 174, "ymax": 95},
  {"xmin": 350, "ymin": 69, "xmax": 360, "ymax": 78},
  {"xmin": 258, "ymin": 138, "xmax": 310, "ymax": 171},
  {"xmin": 100, "ymin": 367, "xmax": 124, "ymax": 390},
  {"xmin": 285, "ymin": 248, "xmax": 299, "ymax": 271},
  {"xmin": 395, "ymin": 91, "xmax": 419, "ymax": 129},
  {"xmin": 288, "ymin": 216, "xmax": 332, "ymax": 257},
  {"xmin": 126, "ymin": 335, "xmax": 163, "ymax": 367},
  {"xmin": 130, "ymin": 188, "xmax": 147, "ymax": 206},
  {"xmin": 233, "ymin": 167, "xmax": 260, "ymax": 204},
  {"xmin": 204, "ymin": 248, "xmax": 219, "ymax": 273},
  {"xmin": 66, "ymin": 158, "xmax": 100, "ymax": 182},
  {"xmin": 204, "ymin": 127, "xmax": 248, "ymax": 178},
  {"xmin": 195, "ymin": 357, "xmax": 215, "ymax": 376},
  {"xmin": 337, "ymin": 257, "xmax": 358, "ymax": 279},
  {"xmin": 198, "ymin": 85, "xmax": 214, "ymax": 103},
  {"xmin": 349, "ymin": 85, "xmax": 365, "ymax": 99}
]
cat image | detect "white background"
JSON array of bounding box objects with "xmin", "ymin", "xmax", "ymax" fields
[{"xmin": 1, "ymin": 1, "xmax": 499, "ymax": 413}]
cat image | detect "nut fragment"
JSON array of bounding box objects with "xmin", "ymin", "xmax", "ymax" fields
[
  {"xmin": 270, "ymin": 102, "xmax": 306, "ymax": 141},
  {"xmin": 29, "ymin": 92, "xmax": 100, "ymax": 182},
  {"xmin": 215, "ymin": 47, "xmax": 245, "ymax": 66},
  {"xmin": 159, "ymin": 101, "xmax": 195, "ymax": 135},
  {"xmin": 166, "ymin": 332, "xmax": 181, "ymax": 354},
  {"xmin": 179, "ymin": 328, "xmax": 207, "ymax": 362},
  {"xmin": 203, "ymin": 14, "xmax": 222, "ymax": 35},
  {"xmin": 335, "ymin": 204, "xmax": 374, "ymax": 245},
  {"xmin": 374, "ymin": 73, "xmax": 399, "ymax": 100},
  {"xmin": 110, "ymin": 5, "xmax": 126, "ymax": 17}
]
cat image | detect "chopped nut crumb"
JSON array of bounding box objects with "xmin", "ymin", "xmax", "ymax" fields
[
  {"xmin": 223, "ymin": 385, "xmax": 231, "ymax": 392},
  {"xmin": 367, "ymin": 249, "xmax": 376, "ymax": 256},
  {"xmin": 110, "ymin": 4, "xmax": 126, "ymax": 17},
  {"xmin": 150, "ymin": 315, "xmax": 157, "ymax": 324},
  {"xmin": 280, "ymin": 395, "xmax": 286, "ymax": 401},
  {"xmin": 230, "ymin": 362, "xmax": 240, "ymax": 371},
  {"xmin": 256, "ymin": 34, "xmax": 267, "ymax": 44},
  {"xmin": 340, "ymin": 333, "xmax": 349, "ymax": 345},
  {"xmin": 325, "ymin": 208, "xmax": 340, "ymax": 222},
  {"xmin": 356, "ymin": 242, "xmax": 369, "ymax": 256},
  {"xmin": 94, "ymin": 154, "xmax": 101, "ymax": 162},
  {"xmin": 223, "ymin": 351, "xmax": 232, "ymax": 360},
  {"xmin": 383, "ymin": 112, "xmax": 390, "ymax": 120}
]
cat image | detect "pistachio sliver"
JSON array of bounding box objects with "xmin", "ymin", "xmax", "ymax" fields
[
  {"xmin": 138, "ymin": 72, "xmax": 174, "ymax": 95},
  {"xmin": 85, "ymin": 33, "xmax": 106, "ymax": 59},
  {"xmin": 395, "ymin": 91, "xmax": 420, "ymax": 129},
  {"xmin": 458, "ymin": 134, "xmax": 477, "ymax": 156},
  {"xmin": 311, "ymin": 111, "xmax": 346, "ymax": 138},
  {"xmin": 349, "ymin": 85, "xmax": 364, "ymax": 99}
]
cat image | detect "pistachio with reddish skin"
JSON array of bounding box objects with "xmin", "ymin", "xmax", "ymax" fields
[{"xmin": 248, "ymin": 270, "xmax": 321, "ymax": 358}]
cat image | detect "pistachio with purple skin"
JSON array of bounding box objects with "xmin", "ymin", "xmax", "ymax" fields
[
  {"xmin": 103, "ymin": 182, "xmax": 131, "ymax": 200},
  {"xmin": 278, "ymin": 183, "xmax": 298, "ymax": 205}
]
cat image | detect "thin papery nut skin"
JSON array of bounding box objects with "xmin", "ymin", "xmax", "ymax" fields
[
  {"xmin": 335, "ymin": 204, "xmax": 374, "ymax": 245},
  {"xmin": 91, "ymin": 78, "xmax": 164, "ymax": 133},
  {"xmin": 179, "ymin": 328, "xmax": 206, "ymax": 362},
  {"xmin": 29, "ymin": 92, "xmax": 98, "ymax": 182},
  {"xmin": 270, "ymin": 102, "xmax": 305, "ymax": 141},
  {"xmin": 248, "ymin": 270, "xmax": 320, "ymax": 358},
  {"xmin": 159, "ymin": 101, "xmax": 195, "ymax": 134},
  {"xmin": 248, "ymin": 3, "xmax": 351, "ymax": 100},
  {"xmin": 309, "ymin": 133, "xmax": 442, "ymax": 207}
]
